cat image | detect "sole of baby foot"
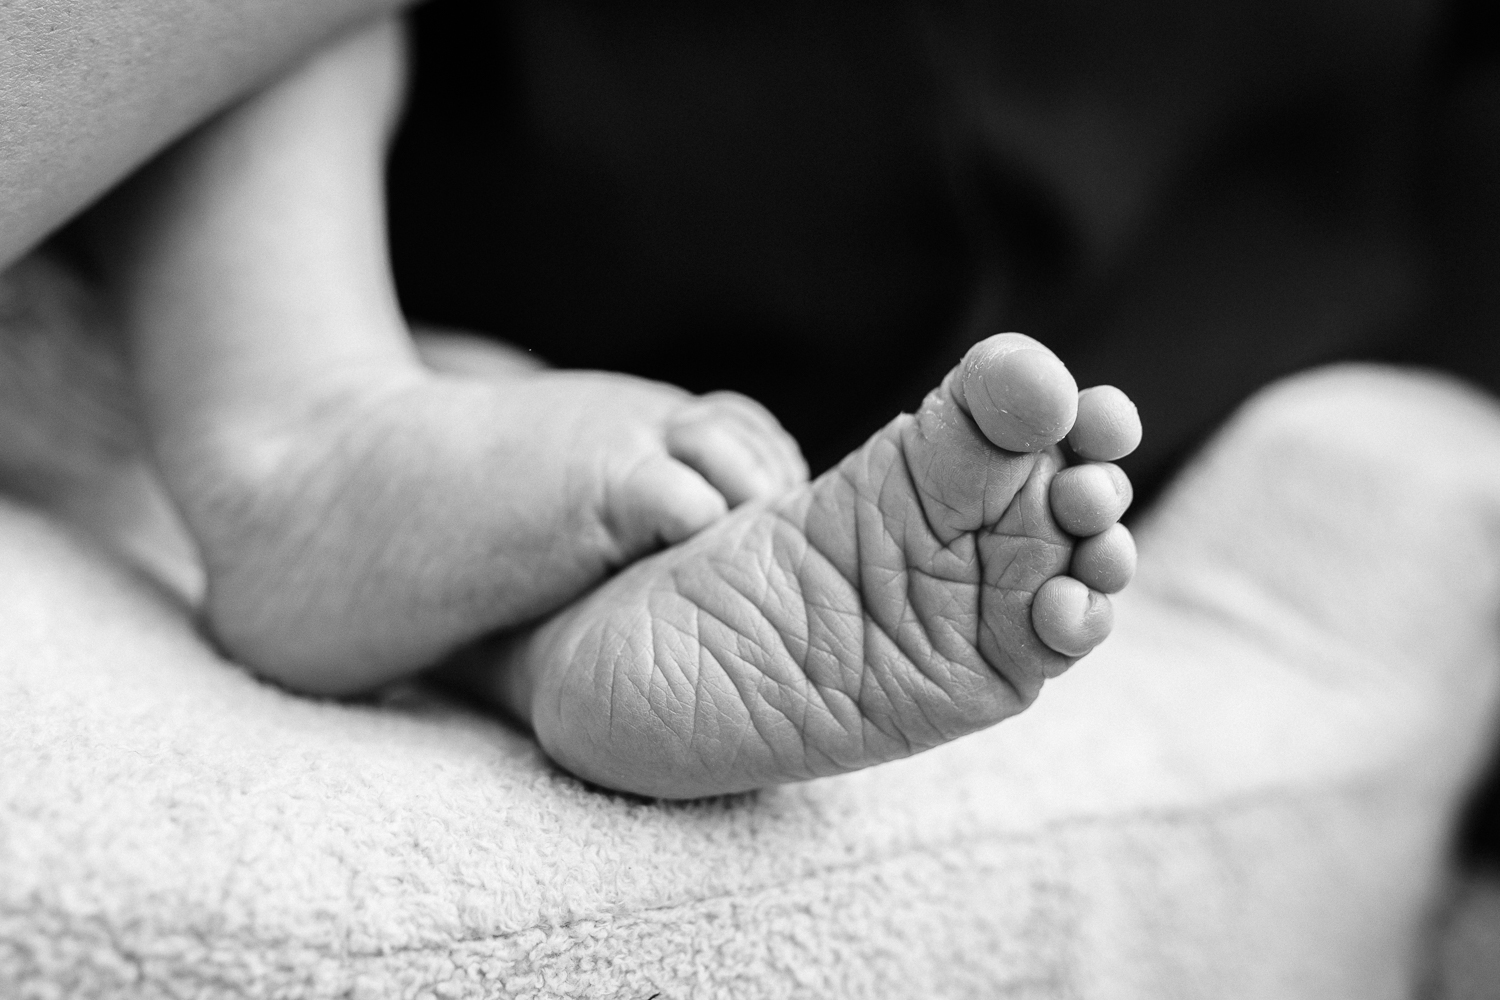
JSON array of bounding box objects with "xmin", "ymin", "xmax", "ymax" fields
[{"xmin": 460, "ymin": 334, "xmax": 1137, "ymax": 799}]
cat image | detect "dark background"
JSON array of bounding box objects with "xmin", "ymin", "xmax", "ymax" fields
[{"xmin": 385, "ymin": 0, "xmax": 1500, "ymax": 851}]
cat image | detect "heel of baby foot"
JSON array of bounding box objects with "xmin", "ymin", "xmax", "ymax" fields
[{"xmin": 185, "ymin": 427, "xmax": 423, "ymax": 695}]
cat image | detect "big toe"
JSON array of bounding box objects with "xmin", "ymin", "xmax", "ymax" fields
[{"xmin": 955, "ymin": 333, "xmax": 1079, "ymax": 452}]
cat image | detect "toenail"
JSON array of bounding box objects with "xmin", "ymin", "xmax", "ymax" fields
[
  {"xmin": 1072, "ymin": 524, "xmax": 1136, "ymax": 594},
  {"xmin": 1104, "ymin": 464, "xmax": 1131, "ymax": 501}
]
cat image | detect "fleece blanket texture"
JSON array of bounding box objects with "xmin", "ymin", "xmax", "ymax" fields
[{"xmin": 5, "ymin": 365, "xmax": 1500, "ymax": 998}]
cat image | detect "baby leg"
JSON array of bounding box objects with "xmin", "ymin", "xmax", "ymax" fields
[{"xmin": 89, "ymin": 20, "xmax": 807, "ymax": 694}]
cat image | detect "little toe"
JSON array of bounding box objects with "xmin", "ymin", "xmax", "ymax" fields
[
  {"xmin": 607, "ymin": 453, "xmax": 729, "ymax": 557},
  {"xmin": 1070, "ymin": 523, "xmax": 1136, "ymax": 594},
  {"xmin": 695, "ymin": 391, "xmax": 809, "ymax": 487},
  {"xmin": 1050, "ymin": 462, "xmax": 1133, "ymax": 537},
  {"xmin": 1067, "ymin": 385, "xmax": 1143, "ymax": 461},
  {"xmin": 954, "ymin": 333, "xmax": 1080, "ymax": 453},
  {"xmin": 1032, "ymin": 577, "xmax": 1115, "ymax": 658}
]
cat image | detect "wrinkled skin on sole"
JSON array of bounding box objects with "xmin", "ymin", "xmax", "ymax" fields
[
  {"xmin": 480, "ymin": 348, "xmax": 1123, "ymax": 799},
  {"xmin": 531, "ymin": 430, "xmax": 1069, "ymax": 797}
]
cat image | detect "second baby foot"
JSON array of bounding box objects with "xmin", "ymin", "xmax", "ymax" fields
[
  {"xmin": 450, "ymin": 334, "xmax": 1141, "ymax": 798},
  {"xmin": 184, "ymin": 355, "xmax": 808, "ymax": 694}
]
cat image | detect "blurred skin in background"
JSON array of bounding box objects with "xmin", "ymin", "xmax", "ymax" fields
[{"xmin": 0, "ymin": 0, "xmax": 420, "ymax": 271}]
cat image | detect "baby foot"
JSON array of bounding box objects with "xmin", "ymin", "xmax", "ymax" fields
[
  {"xmin": 184, "ymin": 351, "xmax": 807, "ymax": 694},
  {"xmin": 452, "ymin": 334, "xmax": 1140, "ymax": 798}
]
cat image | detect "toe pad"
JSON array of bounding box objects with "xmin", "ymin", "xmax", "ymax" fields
[
  {"xmin": 1032, "ymin": 577, "xmax": 1113, "ymax": 658},
  {"xmin": 960, "ymin": 335, "xmax": 1079, "ymax": 453}
]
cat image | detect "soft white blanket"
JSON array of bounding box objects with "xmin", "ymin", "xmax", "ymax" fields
[{"xmin": 4, "ymin": 361, "xmax": 1500, "ymax": 998}]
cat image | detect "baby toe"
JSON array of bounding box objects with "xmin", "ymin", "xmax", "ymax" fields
[
  {"xmin": 956, "ymin": 333, "xmax": 1080, "ymax": 453},
  {"xmin": 1050, "ymin": 462, "xmax": 1133, "ymax": 537},
  {"xmin": 1031, "ymin": 577, "xmax": 1114, "ymax": 659},
  {"xmin": 695, "ymin": 391, "xmax": 809, "ymax": 487},
  {"xmin": 1067, "ymin": 385, "xmax": 1143, "ymax": 462},
  {"xmin": 667, "ymin": 396, "xmax": 807, "ymax": 504},
  {"xmin": 1070, "ymin": 523, "xmax": 1136, "ymax": 594},
  {"xmin": 608, "ymin": 453, "xmax": 729, "ymax": 557}
]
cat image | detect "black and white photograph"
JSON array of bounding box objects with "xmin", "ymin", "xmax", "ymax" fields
[{"xmin": 2, "ymin": 0, "xmax": 1499, "ymax": 996}]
